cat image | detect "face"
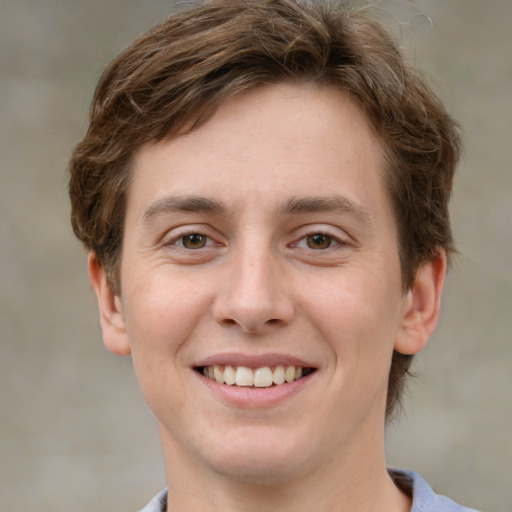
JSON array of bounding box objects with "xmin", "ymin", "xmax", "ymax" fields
[{"xmin": 93, "ymin": 83, "xmax": 439, "ymax": 484}]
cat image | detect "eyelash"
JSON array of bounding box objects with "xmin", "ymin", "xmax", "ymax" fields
[
  {"xmin": 165, "ymin": 229, "xmax": 346, "ymax": 252},
  {"xmin": 167, "ymin": 231, "xmax": 217, "ymax": 250},
  {"xmin": 293, "ymin": 231, "xmax": 345, "ymax": 251}
]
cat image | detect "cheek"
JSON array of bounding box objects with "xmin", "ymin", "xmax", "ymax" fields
[
  {"xmin": 119, "ymin": 273, "xmax": 214, "ymax": 414},
  {"xmin": 303, "ymin": 267, "xmax": 404, "ymax": 364},
  {"xmin": 121, "ymin": 270, "xmax": 213, "ymax": 360}
]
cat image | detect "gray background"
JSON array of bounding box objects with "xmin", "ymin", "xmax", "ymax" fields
[{"xmin": 0, "ymin": 1, "xmax": 510, "ymax": 511}]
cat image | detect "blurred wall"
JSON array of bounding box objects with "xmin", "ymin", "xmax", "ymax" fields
[{"xmin": 0, "ymin": 1, "xmax": 510, "ymax": 511}]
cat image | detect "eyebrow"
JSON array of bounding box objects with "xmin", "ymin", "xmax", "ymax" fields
[
  {"xmin": 141, "ymin": 194, "xmax": 371, "ymax": 225},
  {"xmin": 280, "ymin": 195, "xmax": 371, "ymax": 222},
  {"xmin": 142, "ymin": 195, "xmax": 226, "ymax": 224}
]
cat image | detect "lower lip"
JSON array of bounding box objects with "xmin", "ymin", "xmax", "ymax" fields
[{"xmin": 197, "ymin": 372, "xmax": 314, "ymax": 408}]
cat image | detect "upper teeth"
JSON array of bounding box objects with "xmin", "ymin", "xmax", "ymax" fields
[{"xmin": 202, "ymin": 365, "xmax": 304, "ymax": 387}]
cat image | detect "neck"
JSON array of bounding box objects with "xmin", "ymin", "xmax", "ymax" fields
[{"xmin": 159, "ymin": 426, "xmax": 411, "ymax": 512}]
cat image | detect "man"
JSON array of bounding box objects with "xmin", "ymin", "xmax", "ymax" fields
[{"xmin": 68, "ymin": 1, "xmax": 477, "ymax": 510}]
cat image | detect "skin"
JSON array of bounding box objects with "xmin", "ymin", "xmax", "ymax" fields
[{"xmin": 89, "ymin": 82, "xmax": 446, "ymax": 512}]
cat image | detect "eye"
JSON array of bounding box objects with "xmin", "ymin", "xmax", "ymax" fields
[
  {"xmin": 295, "ymin": 232, "xmax": 340, "ymax": 250},
  {"xmin": 175, "ymin": 233, "xmax": 213, "ymax": 249},
  {"xmin": 304, "ymin": 233, "xmax": 335, "ymax": 250}
]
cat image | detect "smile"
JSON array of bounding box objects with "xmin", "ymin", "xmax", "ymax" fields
[{"xmin": 198, "ymin": 365, "xmax": 315, "ymax": 388}]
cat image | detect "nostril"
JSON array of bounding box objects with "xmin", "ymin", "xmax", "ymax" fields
[{"xmin": 222, "ymin": 318, "xmax": 279, "ymax": 327}]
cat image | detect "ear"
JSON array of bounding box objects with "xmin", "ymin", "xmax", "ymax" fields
[
  {"xmin": 394, "ymin": 250, "xmax": 447, "ymax": 355},
  {"xmin": 88, "ymin": 252, "xmax": 131, "ymax": 356}
]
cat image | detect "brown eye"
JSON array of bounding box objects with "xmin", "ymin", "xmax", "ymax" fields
[
  {"xmin": 305, "ymin": 234, "xmax": 333, "ymax": 249},
  {"xmin": 181, "ymin": 233, "xmax": 208, "ymax": 249}
]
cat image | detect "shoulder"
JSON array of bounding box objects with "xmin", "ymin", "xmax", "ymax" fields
[
  {"xmin": 137, "ymin": 488, "xmax": 168, "ymax": 512},
  {"xmin": 389, "ymin": 468, "xmax": 480, "ymax": 512}
]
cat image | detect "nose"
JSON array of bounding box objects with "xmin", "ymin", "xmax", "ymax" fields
[{"xmin": 212, "ymin": 244, "xmax": 294, "ymax": 334}]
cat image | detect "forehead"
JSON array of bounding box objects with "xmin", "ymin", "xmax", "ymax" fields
[{"xmin": 128, "ymin": 82, "xmax": 390, "ymax": 221}]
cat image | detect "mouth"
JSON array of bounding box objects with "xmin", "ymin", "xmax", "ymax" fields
[{"xmin": 195, "ymin": 365, "xmax": 316, "ymax": 388}]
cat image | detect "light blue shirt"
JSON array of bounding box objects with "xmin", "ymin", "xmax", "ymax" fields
[{"xmin": 138, "ymin": 469, "xmax": 480, "ymax": 512}]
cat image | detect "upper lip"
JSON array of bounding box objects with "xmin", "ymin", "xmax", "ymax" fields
[{"xmin": 193, "ymin": 352, "xmax": 316, "ymax": 369}]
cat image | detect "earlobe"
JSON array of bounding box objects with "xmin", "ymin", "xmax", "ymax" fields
[
  {"xmin": 88, "ymin": 252, "xmax": 132, "ymax": 356},
  {"xmin": 394, "ymin": 250, "xmax": 447, "ymax": 355}
]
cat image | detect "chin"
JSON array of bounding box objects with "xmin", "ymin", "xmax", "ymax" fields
[
  {"xmin": 210, "ymin": 455, "xmax": 303, "ymax": 485},
  {"xmin": 198, "ymin": 427, "xmax": 310, "ymax": 484}
]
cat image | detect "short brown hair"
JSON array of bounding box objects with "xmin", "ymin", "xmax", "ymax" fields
[{"xmin": 69, "ymin": 0, "xmax": 461, "ymax": 418}]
